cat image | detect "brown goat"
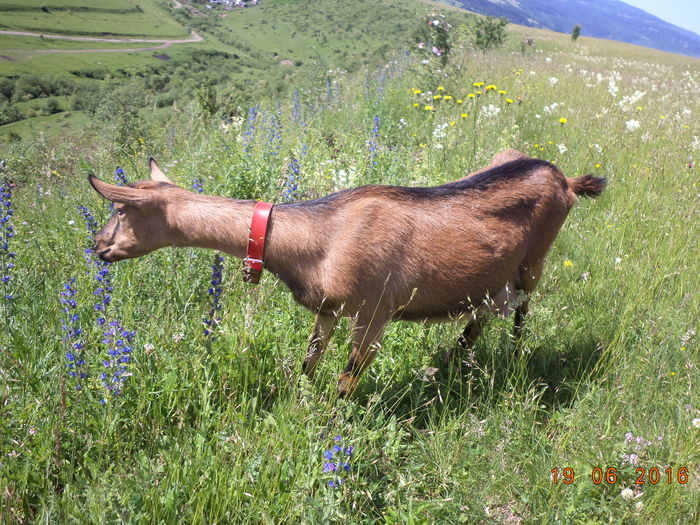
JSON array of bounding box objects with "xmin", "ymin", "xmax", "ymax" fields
[{"xmin": 88, "ymin": 150, "xmax": 606, "ymax": 396}]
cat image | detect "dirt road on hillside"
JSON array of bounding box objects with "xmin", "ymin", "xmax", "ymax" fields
[{"xmin": 0, "ymin": 30, "xmax": 203, "ymax": 55}]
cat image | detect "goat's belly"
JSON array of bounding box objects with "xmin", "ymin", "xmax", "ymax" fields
[{"xmin": 393, "ymin": 281, "xmax": 526, "ymax": 323}]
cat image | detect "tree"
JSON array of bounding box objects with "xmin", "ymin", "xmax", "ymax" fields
[
  {"xmin": 572, "ymin": 24, "xmax": 582, "ymax": 42},
  {"xmin": 473, "ymin": 16, "xmax": 508, "ymax": 52},
  {"xmin": 414, "ymin": 11, "xmax": 452, "ymax": 67}
]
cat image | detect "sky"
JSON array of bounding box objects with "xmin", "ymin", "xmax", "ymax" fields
[{"xmin": 622, "ymin": 0, "xmax": 700, "ymax": 36}]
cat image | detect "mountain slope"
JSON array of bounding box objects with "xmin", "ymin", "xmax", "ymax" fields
[{"xmin": 443, "ymin": 0, "xmax": 700, "ymax": 58}]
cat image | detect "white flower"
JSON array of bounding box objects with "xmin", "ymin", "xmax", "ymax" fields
[
  {"xmin": 432, "ymin": 122, "xmax": 448, "ymax": 139},
  {"xmin": 625, "ymin": 119, "xmax": 640, "ymax": 132},
  {"xmin": 615, "ymin": 257, "xmax": 622, "ymax": 265},
  {"xmin": 621, "ymin": 488, "xmax": 635, "ymax": 501},
  {"xmin": 549, "ymin": 77, "xmax": 559, "ymax": 86},
  {"xmin": 608, "ymin": 79, "xmax": 618, "ymax": 97},
  {"xmin": 557, "ymin": 143, "xmax": 567, "ymax": 154},
  {"xmin": 535, "ymin": 114, "xmax": 542, "ymax": 119},
  {"xmin": 432, "ymin": 46, "xmax": 442, "ymax": 57},
  {"xmin": 68, "ymin": 220, "xmax": 75, "ymax": 225},
  {"xmin": 398, "ymin": 118, "xmax": 408, "ymax": 128},
  {"xmin": 692, "ymin": 418, "xmax": 700, "ymax": 428},
  {"xmin": 545, "ymin": 57, "xmax": 552, "ymax": 62},
  {"xmin": 481, "ymin": 104, "xmax": 501, "ymax": 118}
]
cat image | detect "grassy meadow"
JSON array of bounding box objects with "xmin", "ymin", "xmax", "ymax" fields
[{"xmin": 1, "ymin": 6, "xmax": 700, "ymax": 524}]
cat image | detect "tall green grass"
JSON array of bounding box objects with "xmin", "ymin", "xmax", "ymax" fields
[{"xmin": 0, "ymin": 31, "xmax": 698, "ymax": 524}]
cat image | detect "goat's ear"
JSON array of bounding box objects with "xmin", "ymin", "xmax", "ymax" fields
[
  {"xmin": 88, "ymin": 174, "xmax": 152, "ymax": 208},
  {"xmin": 148, "ymin": 157, "xmax": 174, "ymax": 184}
]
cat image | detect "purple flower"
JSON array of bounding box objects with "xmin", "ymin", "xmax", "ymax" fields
[
  {"xmin": 1, "ymin": 178, "xmax": 15, "ymax": 301},
  {"xmin": 203, "ymin": 254, "xmax": 225, "ymax": 337}
]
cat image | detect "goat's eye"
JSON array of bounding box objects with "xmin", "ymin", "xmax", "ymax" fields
[{"xmin": 116, "ymin": 209, "xmax": 125, "ymax": 216}]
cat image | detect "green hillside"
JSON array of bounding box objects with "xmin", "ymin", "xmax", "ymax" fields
[
  {"xmin": 0, "ymin": 0, "xmax": 472, "ymax": 141},
  {"xmin": 0, "ymin": 0, "xmax": 188, "ymax": 38}
]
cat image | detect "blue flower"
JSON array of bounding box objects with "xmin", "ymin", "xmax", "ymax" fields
[
  {"xmin": 203, "ymin": 254, "xmax": 225, "ymax": 337},
  {"xmin": 114, "ymin": 167, "xmax": 128, "ymax": 186},
  {"xmin": 323, "ymin": 434, "xmax": 352, "ymax": 488},
  {"xmin": 60, "ymin": 278, "xmax": 86, "ymax": 390},
  {"xmin": 1, "ymin": 178, "xmax": 15, "ymax": 301}
]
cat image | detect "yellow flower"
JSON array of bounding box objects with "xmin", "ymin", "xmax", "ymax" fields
[
  {"xmin": 467, "ymin": 93, "xmax": 476, "ymax": 98},
  {"xmin": 636, "ymin": 106, "xmax": 643, "ymax": 111},
  {"xmin": 138, "ymin": 137, "xmax": 145, "ymax": 144},
  {"xmin": 533, "ymin": 143, "xmax": 540, "ymax": 148},
  {"xmin": 460, "ymin": 113, "xmax": 468, "ymax": 118},
  {"xmin": 472, "ymin": 81, "xmax": 484, "ymax": 87},
  {"xmin": 659, "ymin": 115, "xmax": 665, "ymax": 119},
  {"xmin": 437, "ymin": 86, "xmax": 445, "ymax": 91},
  {"xmin": 456, "ymin": 99, "xmax": 463, "ymax": 104},
  {"xmin": 443, "ymin": 95, "xmax": 453, "ymax": 101},
  {"xmin": 559, "ymin": 117, "xmax": 568, "ymax": 124},
  {"xmin": 433, "ymin": 94, "xmax": 442, "ymax": 100},
  {"xmin": 413, "ymin": 89, "xmax": 422, "ymax": 94},
  {"xmin": 449, "ymin": 121, "xmax": 455, "ymax": 126},
  {"xmin": 670, "ymin": 371, "xmax": 676, "ymax": 376},
  {"xmin": 498, "ymin": 90, "xmax": 507, "ymax": 95},
  {"xmin": 424, "ymin": 105, "xmax": 434, "ymax": 111},
  {"xmin": 51, "ymin": 170, "xmax": 61, "ymax": 178},
  {"xmin": 563, "ymin": 260, "xmax": 574, "ymax": 267},
  {"xmin": 476, "ymin": 90, "xmax": 482, "ymax": 95},
  {"xmin": 595, "ymin": 163, "xmax": 601, "ymax": 168},
  {"xmin": 413, "ymin": 103, "xmax": 419, "ymax": 108},
  {"xmin": 485, "ymin": 84, "xmax": 497, "ymax": 91},
  {"xmin": 505, "ymin": 98, "xmax": 513, "ymax": 104}
]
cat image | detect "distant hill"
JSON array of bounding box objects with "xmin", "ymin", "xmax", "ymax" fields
[{"xmin": 441, "ymin": 0, "xmax": 700, "ymax": 58}]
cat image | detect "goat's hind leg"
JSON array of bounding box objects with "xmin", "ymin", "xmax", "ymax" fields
[
  {"xmin": 302, "ymin": 314, "xmax": 337, "ymax": 379},
  {"xmin": 512, "ymin": 261, "xmax": 544, "ymax": 343}
]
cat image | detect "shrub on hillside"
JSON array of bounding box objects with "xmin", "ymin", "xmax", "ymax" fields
[{"xmin": 473, "ymin": 16, "xmax": 508, "ymax": 51}]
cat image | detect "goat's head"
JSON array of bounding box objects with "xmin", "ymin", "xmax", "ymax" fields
[{"xmin": 88, "ymin": 158, "xmax": 177, "ymax": 262}]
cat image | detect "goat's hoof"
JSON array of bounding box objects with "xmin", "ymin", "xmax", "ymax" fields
[{"xmin": 337, "ymin": 372, "xmax": 358, "ymax": 398}]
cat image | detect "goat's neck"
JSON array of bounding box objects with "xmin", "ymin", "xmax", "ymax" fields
[
  {"xmin": 168, "ymin": 196, "xmax": 322, "ymax": 278},
  {"xmin": 168, "ymin": 195, "xmax": 255, "ymax": 258}
]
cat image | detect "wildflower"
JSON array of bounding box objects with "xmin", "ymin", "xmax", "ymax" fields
[
  {"xmin": 203, "ymin": 255, "xmax": 225, "ymax": 337},
  {"xmin": 692, "ymin": 418, "xmax": 700, "ymax": 428},
  {"xmin": 100, "ymin": 319, "xmax": 136, "ymax": 400},
  {"xmin": 659, "ymin": 115, "xmax": 665, "ymax": 119},
  {"xmin": 670, "ymin": 371, "xmax": 676, "ymax": 376},
  {"xmin": 192, "ymin": 178, "xmax": 205, "ymax": 194},
  {"xmin": 557, "ymin": 144, "xmax": 567, "ymax": 154},
  {"xmin": 472, "ymin": 81, "xmax": 484, "ymax": 87},
  {"xmin": 621, "ymin": 488, "xmax": 635, "ymax": 501},
  {"xmin": 625, "ymin": 120, "xmax": 640, "ymax": 132},
  {"xmin": 323, "ymin": 435, "xmax": 352, "ymax": 488},
  {"xmin": 460, "ymin": 113, "xmax": 468, "ymax": 118},
  {"xmin": 242, "ymin": 105, "xmax": 260, "ymax": 155},
  {"xmin": 437, "ymin": 86, "xmax": 445, "ymax": 91},
  {"xmin": 443, "ymin": 95, "xmax": 453, "ymax": 101},
  {"xmin": 548, "ymin": 77, "xmax": 559, "ymax": 86},
  {"xmin": 1, "ymin": 178, "xmax": 16, "ymax": 300},
  {"xmin": 284, "ymin": 158, "xmax": 300, "ymax": 202},
  {"xmin": 413, "ymin": 89, "xmax": 422, "ymax": 94},
  {"xmin": 559, "ymin": 117, "xmax": 568, "ymax": 124},
  {"xmin": 433, "ymin": 94, "xmax": 442, "ymax": 100},
  {"xmin": 412, "ymin": 103, "xmax": 419, "ymax": 108},
  {"xmin": 423, "ymin": 105, "xmax": 434, "ymax": 111},
  {"xmin": 367, "ymin": 116, "xmax": 380, "ymax": 168},
  {"xmin": 456, "ymin": 99, "xmax": 463, "ymax": 104},
  {"xmin": 467, "ymin": 93, "xmax": 475, "ymax": 99},
  {"xmin": 79, "ymin": 205, "xmax": 112, "ymax": 326},
  {"xmin": 595, "ymin": 163, "xmax": 602, "ymax": 168},
  {"xmin": 505, "ymin": 98, "xmax": 513, "ymax": 104},
  {"xmin": 498, "ymin": 90, "xmax": 506, "ymax": 95},
  {"xmin": 563, "ymin": 260, "xmax": 574, "ymax": 267},
  {"xmin": 60, "ymin": 278, "xmax": 86, "ymax": 390},
  {"xmin": 485, "ymin": 84, "xmax": 497, "ymax": 91},
  {"xmin": 114, "ymin": 167, "xmax": 128, "ymax": 186}
]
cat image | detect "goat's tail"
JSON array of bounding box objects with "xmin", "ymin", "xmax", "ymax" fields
[{"xmin": 568, "ymin": 174, "xmax": 607, "ymax": 198}]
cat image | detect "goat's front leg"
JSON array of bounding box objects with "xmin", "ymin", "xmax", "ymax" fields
[
  {"xmin": 455, "ymin": 313, "xmax": 488, "ymax": 353},
  {"xmin": 512, "ymin": 260, "xmax": 544, "ymax": 342},
  {"xmin": 302, "ymin": 314, "xmax": 337, "ymax": 379},
  {"xmin": 337, "ymin": 315, "xmax": 388, "ymax": 397}
]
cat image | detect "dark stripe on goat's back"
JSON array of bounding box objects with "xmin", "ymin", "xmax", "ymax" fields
[{"xmin": 281, "ymin": 158, "xmax": 554, "ymax": 209}]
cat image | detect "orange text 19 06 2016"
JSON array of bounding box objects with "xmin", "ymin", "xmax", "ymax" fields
[{"xmin": 550, "ymin": 467, "xmax": 689, "ymax": 485}]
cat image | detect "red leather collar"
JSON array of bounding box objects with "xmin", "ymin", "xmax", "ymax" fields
[{"xmin": 243, "ymin": 201, "xmax": 274, "ymax": 284}]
